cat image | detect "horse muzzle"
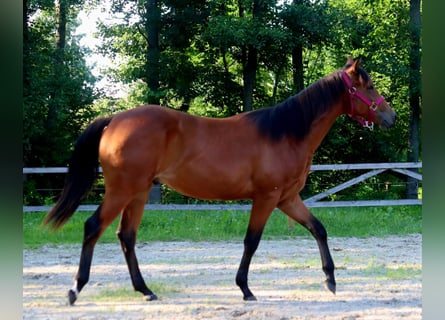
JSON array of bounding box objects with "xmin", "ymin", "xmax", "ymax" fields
[{"xmin": 378, "ymin": 109, "xmax": 397, "ymax": 129}]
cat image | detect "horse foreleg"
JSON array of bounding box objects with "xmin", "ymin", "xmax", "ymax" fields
[
  {"xmin": 117, "ymin": 191, "xmax": 157, "ymax": 301},
  {"xmin": 278, "ymin": 195, "xmax": 336, "ymax": 294},
  {"xmin": 236, "ymin": 197, "xmax": 275, "ymax": 301}
]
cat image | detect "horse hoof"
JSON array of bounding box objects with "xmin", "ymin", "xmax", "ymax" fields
[
  {"xmin": 145, "ymin": 294, "xmax": 158, "ymax": 301},
  {"xmin": 243, "ymin": 295, "xmax": 257, "ymax": 301},
  {"xmin": 324, "ymin": 279, "xmax": 336, "ymax": 295},
  {"xmin": 68, "ymin": 289, "xmax": 77, "ymax": 306}
]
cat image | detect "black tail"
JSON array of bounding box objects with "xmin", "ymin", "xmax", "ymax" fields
[{"xmin": 43, "ymin": 116, "xmax": 113, "ymax": 229}]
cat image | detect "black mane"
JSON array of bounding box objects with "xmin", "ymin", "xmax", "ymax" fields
[{"xmin": 246, "ymin": 71, "xmax": 346, "ymax": 141}]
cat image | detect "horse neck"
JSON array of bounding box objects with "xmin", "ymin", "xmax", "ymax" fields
[{"xmin": 305, "ymin": 96, "xmax": 347, "ymax": 154}]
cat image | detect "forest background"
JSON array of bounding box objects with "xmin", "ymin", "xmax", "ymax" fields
[{"xmin": 22, "ymin": 0, "xmax": 422, "ymax": 206}]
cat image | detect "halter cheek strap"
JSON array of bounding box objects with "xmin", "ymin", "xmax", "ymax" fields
[{"xmin": 341, "ymin": 71, "xmax": 386, "ymax": 130}]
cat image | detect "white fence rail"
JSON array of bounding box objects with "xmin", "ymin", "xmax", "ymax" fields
[{"xmin": 23, "ymin": 162, "xmax": 422, "ymax": 212}]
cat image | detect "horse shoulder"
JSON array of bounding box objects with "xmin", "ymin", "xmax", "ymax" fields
[{"xmin": 250, "ymin": 138, "xmax": 312, "ymax": 193}]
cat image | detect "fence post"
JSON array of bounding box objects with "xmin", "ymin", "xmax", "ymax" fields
[{"xmin": 148, "ymin": 184, "xmax": 162, "ymax": 203}]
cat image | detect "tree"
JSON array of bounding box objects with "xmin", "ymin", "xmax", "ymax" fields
[
  {"xmin": 96, "ymin": 0, "xmax": 209, "ymax": 108},
  {"xmin": 23, "ymin": 0, "xmax": 97, "ymax": 166},
  {"xmin": 144, "ymin": 0, "xmax": 161, "ymax": 104},
  {"xmin": 280, "ymin": 0, "xmax": 333, "ymax": 92},
  {"xmin": 203, "ymin": 0, "xmax": 292, "ymax": 112},
  {"xmin": 47, "ymin": 0, "xmax": 69, "ymax": 131},
  {"xmin": 23, "ymin": 0, "xmax": 99, "ymax": 204},
  {"xmin": 240, "ymin": 0, "xmax": 262, "ymax": 112}
]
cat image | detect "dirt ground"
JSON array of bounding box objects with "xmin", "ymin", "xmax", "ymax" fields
[{"xmin": 23, "ymin": 234, "xmax": 421, "ymax": 319}]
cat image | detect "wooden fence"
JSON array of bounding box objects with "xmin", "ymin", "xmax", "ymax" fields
[{"xmin": 23, "ymin": 162, "xmax": 422, "ymax": 212}]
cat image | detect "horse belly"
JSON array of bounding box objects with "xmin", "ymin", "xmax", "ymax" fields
[{"xmin": 158, "ymin": 163, "xmax": 254, "ymax": 201}]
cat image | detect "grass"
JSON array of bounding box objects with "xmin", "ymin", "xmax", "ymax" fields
[
  {"xmin": 23, "ymin": 205, "xmax": 421, "ymax": 249},
  {"xmin": 362, "ymin": 258, "xmax": 422, "ymax": 280},
  {"xmin": 90, "ymin": 282, "xmax": 181, "ymax": 302}
]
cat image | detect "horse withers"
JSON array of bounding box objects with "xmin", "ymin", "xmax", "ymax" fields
[{"xmin": 43, "ymin": 57, "xmax": 396, "ymax": 304}]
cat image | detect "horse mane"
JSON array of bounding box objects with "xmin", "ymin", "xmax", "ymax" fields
[{"xmin": 246, "ymin": 70, "xmax": 346, "ymax": 141}]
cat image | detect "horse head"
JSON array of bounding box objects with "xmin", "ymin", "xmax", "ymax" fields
[{"xmin": 342, "ymin": 56, "xmax": 397, "ymax": 130}]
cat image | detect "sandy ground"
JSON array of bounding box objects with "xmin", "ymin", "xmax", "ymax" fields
[{"xmin": 23, "ymin": 234, "xmax": 421, "ymax": 319}]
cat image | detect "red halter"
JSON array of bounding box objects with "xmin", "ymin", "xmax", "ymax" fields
[{"xmin": 341, "ymin": 71, "xmax": 385, "ymax": 130}]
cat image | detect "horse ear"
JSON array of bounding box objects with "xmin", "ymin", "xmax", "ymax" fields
[
  {"xmin": 353, "ymin": 56, "xmax": 362, "ymax": 69},
  {"xmin": 345, "ymin": 56, "xmax": 360, "ymax": 74}
]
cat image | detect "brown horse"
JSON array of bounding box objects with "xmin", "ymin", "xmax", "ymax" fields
[{"xmin": 43, "ymin": 57, "xmax": 396, "ymax": 305}]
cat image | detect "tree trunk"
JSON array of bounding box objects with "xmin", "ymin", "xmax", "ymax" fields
[
  {"xmin": 47, "ymin": 0, "xmax": 68, "ymax": 132},
  {"xmin": 406, "ymin": 0, "xmax": 421, "ymax": 199},
  {"xmin": 145, "ymin": 0, "xmax": 161, "ymax": 104},
  {"xmin": 291, "ymin": 0, "xmax": 304, "ymax": 93},
  {"xmin": 55, "ymin": 0, "xmax": 67, "ymax": 50},
  {"xmin": 288, "ymin": 0, "xmax": 305, "ymax": 229},
  {"xmin": 240, "ymin": 0, "xmax": 262, "ymax": 112},
  {"xmin": 272, "ymin": 60, "xmax": 285, "ymax": 103},
  {"xmin": 242, "ymin": 47, "xmax": 257, "ymax": 112},
  {"xmin": 292, "ymin": 44, "xmax": 304, "ymax": 93}
]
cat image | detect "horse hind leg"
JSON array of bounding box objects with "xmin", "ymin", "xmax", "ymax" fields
[
  {"xmin": 278, "ymin": 195, "xmax": 336, "ymax": 294},
  {"xmin": 68, "ymin": 195, "xmax": 126, "ymax": 305},
  {"xmin": 117, "ymin": 190, "xmax": 157, "ymax": 301}
]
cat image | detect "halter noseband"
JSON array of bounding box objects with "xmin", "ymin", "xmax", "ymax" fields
[{"xmin": 341, "ymin": 71, "xmax": 385, "ymax": 130}]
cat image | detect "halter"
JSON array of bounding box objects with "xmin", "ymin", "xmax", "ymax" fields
[{"xmin": 341, "ymin": 71, "xmax": 386, "ymax": 130}]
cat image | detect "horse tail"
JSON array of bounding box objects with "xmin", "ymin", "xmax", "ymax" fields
[{"xmin": 43, "ymin": 116, "xmax": 113, "ymax": 229}]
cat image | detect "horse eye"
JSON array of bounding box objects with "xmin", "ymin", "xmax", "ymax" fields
[{"xmin": 367, "ymin": 85, "xmax": 374, "ymax": 90}]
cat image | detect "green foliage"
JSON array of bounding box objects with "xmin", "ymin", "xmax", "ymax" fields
[
  {"xmin": 280, "ymin": 0, "xmax": 334, "ymax": 48},
  {"xmin": 23, "ymin": 205, "xmax": 421, "ymax": 248},
  {"xmin": 23, "ymin": 180, "xmax": 45, "ymax": 206},
  {"xmin": 24, "ymin": 0, "xmax": 98, "ymax": 167}
]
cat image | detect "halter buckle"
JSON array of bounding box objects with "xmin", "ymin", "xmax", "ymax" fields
[{"xmin": 364, "ymin": 121, "xmax": 374, "ymax": 130}]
